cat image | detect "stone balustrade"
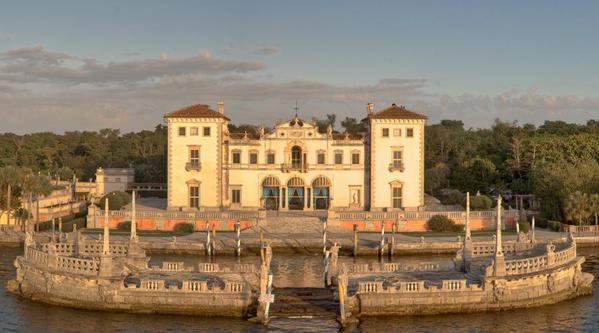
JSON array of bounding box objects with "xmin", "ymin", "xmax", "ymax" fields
[
  {"xmin": 56, "ymin": 256, "xmax": 99, "ymax": 276},
  {"xmin": 25, "ymin": 246, "xmax": 49, "ymax": 267},
  {"xmin": 100, "ymin": 209, "xmax": 257, "ymax": 220},
  {"xmin": 79, "ymin": 242, "xmax": 129, "ymax": 257},
  {"xmin": 347, "ymin": 262, "xmax": 445, "ymax": 274},
  {"xmin": 197, "ymin": 263, "xmax": 257, "ymax": 274},
  {"xmin": 504, "ymin": 255, "xmax": 548, "ymax": 276},
  {"xmin": 161, "ymin": 261, "xmax": 185, "ymax": 271},
  {"xmin": 127, "ymin": 279, "xmax": 246, "ymax": 294},
  {"xmin": 470, "ymin": 241, "xmax": 534, "ymax": 258},
  {"xmin": 42, "ymin": 243, "xmax": 75, "ymax": 256},
  {"xmin": 358, "ymin": 279, "xmax": 481, "ymax": 294},
  {"xmin": 336, "ymin": 209, "xmax": 517, "ymax": 221},
  {"xmin": 554, "ymin": 243, "xmax": 577, "ymax": 266}
]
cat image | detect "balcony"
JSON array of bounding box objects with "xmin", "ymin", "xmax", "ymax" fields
[
  {"xmin": 185, "ymin": 161, "xmax": 202, "ymax": 171},
  {"xmin": 281, "ymin": 162, "xmax": 308, "ymax": 173},
  {"xmin": 388, "ymin": 162, "xmax": 404, "ymax": 172}
]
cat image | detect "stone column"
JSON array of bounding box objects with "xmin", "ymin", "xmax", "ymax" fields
[
  {"xmin": 131, "ymin": 191, "xmax": 138, "ymax": 241},
  {"xmin": 99, "ymin": 198, "xmax": 113, "ymax": 278},
  {"xmin": 465, "ymin": 192, "xmax": 471, "ymax": 240},
  {"xmin": 493, "ymin": 195, "xmax": 505, "ymax": 277}
]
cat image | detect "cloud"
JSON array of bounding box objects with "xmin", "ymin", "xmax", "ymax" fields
[
  {"xmin": 0, "ymin": 44, "xmax": 597, "ymax": 133},
  {"xmin": 0, "ymin": 44, "xmax": 266, "ymax": 85},
  {"xmin": 252, "ymin": 47, "xmax": 280, "ymax": 56},
  {"xmin": 0, "ymin": 32, "xmax": 14, "ymax": 41}
]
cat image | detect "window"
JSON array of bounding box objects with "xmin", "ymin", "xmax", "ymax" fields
[
  {"xmin": 393, "ymin": 150, "xmax": 402, "ymax": 168},
  {"xmin": 351, "ymin": 152, "xmax": 360, "ymax": 165},
  {"xmin": 178, "ymin": 127, "xmax": 186, "ymax": 136},
  {"xmin": 232, "ymin": 151, "xmax": 241, "ymax": 164},
  {"xmin": 203, "ymin": 127, "xmax": 211, "ymax": 137},
  {"xmin": 190, "ymin": 148, "xmax": 200, "ymax": 166},
  {"xmin": 190, "ymin": 127, "xmax": 199, "ymax": 136},
  {"xmin": 392, "ymin": 186, "xmax": 402, "ymax": 209},
  {"xmin": 267, "ymin": 152, "xmax": 275, "ymax": 164},
  {"xmin": 317, "ymin": 152, "xmax": 326, "ymax": 165},
  {"xmin": 334, "ymin": 151, "xmax": 343, "ymax": 165},
  {"xmin": 114, "ymin": 177, "xmax": 121, "ymax": 183},
  {"xmin": 249, "ymin": 152, "xmax": 258, "ymax": 164},
  {"xmin": 382, "ymin": 128, "xmax": 389, "ymax": 137},
  {"xmin": 393, "ymin": 128, "xmax": 401, "ymax": 137},
  {"xmin": 189, "ymin": 186, "xmax": 199, "ymax": 208},
  {"xmin": 232, "ymin": 189, "xmax": 241, "ymax": 204},
  {"xmin": 407, "ymin": 128, "xmax": 414, "ymax": 137}
]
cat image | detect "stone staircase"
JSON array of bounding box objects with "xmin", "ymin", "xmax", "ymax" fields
[
  {"xmin": 269, "ymin": 287, "xmax": 339, "ymax": 318},
  {"xmin": 254, "ymin": 212, "xmax": 328, "ymax": 235}
]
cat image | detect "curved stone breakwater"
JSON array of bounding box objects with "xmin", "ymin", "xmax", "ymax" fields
[
  {"xmin": 6, "ymin": 231, "xmax": 260, "ymax": 317},
  {"xmin": 329, "ymin": 234, "xmax": 594, "ymax": 323}
]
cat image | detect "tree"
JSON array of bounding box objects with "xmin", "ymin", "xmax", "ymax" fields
[
  {"xmin": 564, "ymin": 191, "xmax": 591, "ymax": 225},
  {"xmin": 0, "ymin": 166, "xmax": 22, "ymax": 226},
  {"xmin": 340, "ymin": 117, "xmax": 366, "ymax": 135},
  {"xmin": 425, "ymin": 163, "xmax": 449, "ymax": 195},
  {"xmin": 589, "ymin": 193, "xmax": 599, "ymax": 226}
]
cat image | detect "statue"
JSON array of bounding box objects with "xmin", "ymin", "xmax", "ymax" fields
[{"xmin": 327, "ymin": 124, "xmax": 333, "ymax": 137}]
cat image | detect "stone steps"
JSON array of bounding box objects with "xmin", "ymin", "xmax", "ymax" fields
[{"xmin": 269, "ymin": 287, "xmax": 339, "ymax": 318}]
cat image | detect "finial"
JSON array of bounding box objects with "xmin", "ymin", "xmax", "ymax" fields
[{"xmin": 294, "ymin": 99, "xmax": 299, "ymax": 118}]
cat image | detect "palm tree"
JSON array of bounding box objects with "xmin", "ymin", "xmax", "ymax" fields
[
  {"xmin": 0, "ymin": 166, "xmax": 22, "ymax": 227},
  {"xmin": 564, "ymin": 191, "xmax": 591, "ymax": 225},
  {"xmin": 21, "ymin": 171, "xmax": 53, "ymax": 232},
  {"xmin": 589, "ymin": 193, "xmax": 599, "ymax": 227}
]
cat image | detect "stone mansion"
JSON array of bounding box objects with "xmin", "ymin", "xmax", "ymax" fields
[{"xmin": 165, "ymin": 102, "xmax": 426, "ymax": 212}]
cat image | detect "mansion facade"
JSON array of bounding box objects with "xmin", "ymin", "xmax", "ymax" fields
[{"xmin": 165, "ymin": 102, "xmax": 426, "ymax": 212}]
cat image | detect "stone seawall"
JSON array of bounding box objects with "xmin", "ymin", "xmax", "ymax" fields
[
  {"xmin": 349, "ymin": 253, "xmax": 593, "ymax": 317},
  {"xmin": 9, "ymin": 257, "xmax": 253, "ymax": 317}
]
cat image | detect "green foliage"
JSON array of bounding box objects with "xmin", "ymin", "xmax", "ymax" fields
[
  {"xmin": 518, "ymin": 219, "xmax": 530, "ymax": 233},
  {"xmin": 99, "ymin": 191, "xmax": 130, "ymax": 210},
  {"xmin": 118, "ymin": 221, "xmax": 131, "ymax": 231},
  {"xmin": 340, "ymin": 117, "xmax": 366, "ymax": 135},
  {"xmin": 427, "ymin": 215, "xmax": 463, "ymax": 232},
  {"xmin": 534, "ymin": 216, "xmax": 548, "ymax": 228},
  {"xmin": 440, "ymin": 190, "xmax": 464, "ymax": 206},
  {"xmin": 471, "ymin": 195, "xmax": 493, "ymax": 210},
  {"xmin": 173, "ymin": 222, "xmax": 194, "ymax": 233},
  {"xmin": 547, "ymin": 220, "xmax": 561, "ymax": 232}
]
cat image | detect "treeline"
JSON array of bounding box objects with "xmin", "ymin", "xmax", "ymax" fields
[
  {"xmin": 1, "ymin": 117, "xmax": 598, "ymax": 223},
  {"xmin": 425, "ymin": 119, "xmax": 599, "ymax": 223}
]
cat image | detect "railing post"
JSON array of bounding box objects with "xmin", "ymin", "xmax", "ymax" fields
[
  {"xmin": 323, "ymin": 218, "xmax": 328, "ymax": 256},
  {"xmin": 58, "ymin": 217, "xmax": 63, "ymax": 243},
  {"xmin": 235, "ymin": 220, "xmax": 241, "ymax": 257},
  {"xmin": 51, "ymin": 218, "xmax": 56, "ymax": 243},
  {"xmin": 205, "ymin": 221, "xmax": 211, "ymax": 256},
  {"xmin": 353, "ymin": 224, "xmax": 358, "ymax": 257},
  {"xmin": 379, "ymin": 221, "xmax": 385, "ymax": 258}
]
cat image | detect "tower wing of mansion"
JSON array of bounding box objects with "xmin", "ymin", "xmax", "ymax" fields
[{"xmin": 165, "ymin": 102, "xmax": 426, "ymax": 212}]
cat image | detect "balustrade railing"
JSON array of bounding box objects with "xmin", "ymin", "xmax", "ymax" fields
[
  {"xmin": 336, "ymin": 209, "xmax": 516, "ymax": 221},
  {"xmin": 56, "ymin": 256, "xmax": 99, "ymax": 276}
]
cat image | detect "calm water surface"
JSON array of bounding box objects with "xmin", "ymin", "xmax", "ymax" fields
[{"xmin": 1, "ymin": 247, "xmax": 598, "ymax": 333}]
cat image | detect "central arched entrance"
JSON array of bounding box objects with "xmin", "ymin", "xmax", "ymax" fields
[
  {"xmin": 287, "ymin": 177, "xmax": 305, "ymax": 210},
  {"xmin": 262, "ymin": 176, "xmax": 280, "ymax": 210},
  {"xmin": 291, "ymin": 146, "xmax": 302, "ymax": 169},
  {"xmin": 312, "ymin": 176, "xmax": 331, "ymax": 210}
]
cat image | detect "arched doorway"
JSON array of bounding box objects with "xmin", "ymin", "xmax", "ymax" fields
[
  {"xmin": 287, "ymin": 177, "xmax": 305, "ymax": 210},
  {"xmin": 262, "ymin": 176, "xmax": 280, "ymax": 210},
  {"xmin": 291, "ymin": 146, "xmax": 302, "ymax": 169},
  {"xmin": 312, "ymin": 176, "xmax": 331, "ymax": 210}
]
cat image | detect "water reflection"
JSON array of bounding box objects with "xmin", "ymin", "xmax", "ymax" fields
[{"xmin": 1, "ymin": 247, "xmax": 598, "ymax": 332}]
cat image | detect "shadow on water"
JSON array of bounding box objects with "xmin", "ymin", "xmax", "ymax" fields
[{"xmin": 1, "ymin": 247, "xmax": 599, "ymax": 332}]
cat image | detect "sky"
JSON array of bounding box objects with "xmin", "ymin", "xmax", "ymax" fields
[{"xmin": 0, "ymin": 0, "xmax": 598, "ymax": 133}]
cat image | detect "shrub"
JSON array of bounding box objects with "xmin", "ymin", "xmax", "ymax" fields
[
  {"xmin": 518, "ymin": 219, "xmax": 530, "ymax": 233},
  {"xmin": 174, "ymin": 222, "xmax": 194, "ymax": 233},
  {"xmin": 534, "ymin": 216, "xmax": 548, "ymax": 228},
  {"xmin": 428, "ymin": 215, "xmax": 460, "ymax": 232},
  {"xmin": 440, "ymin": 190, "xmax": 464, "ymax": 206},
  {"xmin": 471, "ymin": 195, "xmax": 493, "ymax": 210},
  {"xmin": 118, "ymin": 221, "xmax": 131, "ymax": 231},
  {"xmin": 451, "ymin": 224, "xmax": 465, "ymax": 233},
  {"xmin": 99, "ymin": 191, "xmax": 130, "ymax": 211},
  {"xmin": 548, "ymin": 220, "xmax": 561, "ymax": 232}
]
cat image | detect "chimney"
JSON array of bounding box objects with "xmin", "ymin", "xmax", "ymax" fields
[
  {"xmin": 217, "ymin": 101, "xmax": 224, "ymax": 114},
  {"xmin": 367, "ymin": 103, "xmax": 374, "ymax": 116}
]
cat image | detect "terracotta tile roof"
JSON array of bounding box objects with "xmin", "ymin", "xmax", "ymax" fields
[
  {"xmin": 364, "ymin": 103, "xmax": 427, "ymax": 121},
  {"xmin": 164, "ymin": 104, "xmax": 230, "ymax": 120}
]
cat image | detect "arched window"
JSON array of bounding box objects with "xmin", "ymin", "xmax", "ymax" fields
[
  {"xmin": 287, "ymin": 177, "xmax": 305, "ymax": 187},
  {"xmin": 312, "ymin": 176, "xmax": 331, "ymax": 210}
]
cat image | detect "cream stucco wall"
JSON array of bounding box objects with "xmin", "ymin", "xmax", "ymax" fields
[
  {"xmin": 166, "ymin": 108, "xmax": 425, "ymax": 212},
  {"xmin": 369, "ymin": 118, "xmax": 425, "ymax": 210}
]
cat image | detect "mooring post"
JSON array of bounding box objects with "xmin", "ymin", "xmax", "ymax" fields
[
  {"xmin": 260, "ymin": 230, "xmax": 264, "ymax": 250},
  {"xmin": 531, "ymin": 216, "xmax": 535, "ymax": 243},
  {"xmin": 235, "ymin": 220, "xmax": 241, "ymax": 257},
  {"xmin": 51, "ymin": 218, "xmax": 56, "ymax": 243},
  {"xmin": 389, "ymin": 221, "xmax": 396, "ymax": 257},
  {"xmin": 353, "ymin": 224, "xmax": 358, "ymax": 257},
  {"xmin": 338, "ymin": 264, "xmax": 348, "ymax": 325},
  {"xmin": 379, "ymin": 221, "xmax": 385, "ymax": 258},
  {"xmin": 323, "ymin": 250, "xmax": 330, "ymax": 286},
  {"xmin": 58, "ymin": 217, "xmax": 63, "ymax": 243},
  {"xmin": 323, "ymin": 218, "xmax": 328, "ymax": 256},
  {"xmin": 205, "ymin": 221, "xmax": 211, "ymax": 256}
]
